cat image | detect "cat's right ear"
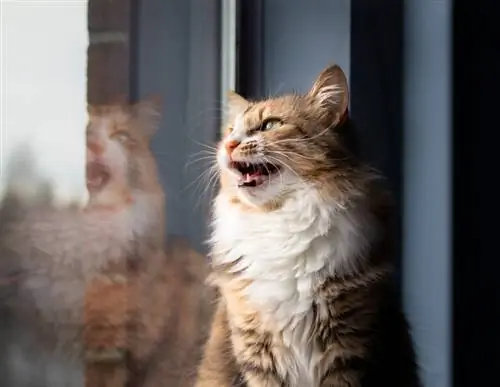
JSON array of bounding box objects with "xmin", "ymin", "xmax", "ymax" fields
[
  {"xmin": 133, "ymin": 95, "xmax": 162, "ymax": 137},
  {"xmin": 87, "ymin": 104, "xmax": 97, "ymax": 116},
  {"xmin": 226, "ymin": 90, "xmax": 250, "ymax": 123},
  {"xmin": 307, "ymin": 64, "xmax": 349, "ymax": 127}
]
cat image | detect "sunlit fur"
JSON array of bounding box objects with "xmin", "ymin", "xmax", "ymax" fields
[{"xmin": 197, "ymin": 65, "xmax": 420, "ymax": 387}]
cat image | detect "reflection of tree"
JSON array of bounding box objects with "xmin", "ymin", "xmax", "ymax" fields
[{"xmin": 83, "ymin": 235, "xmax": 215, "ymax": 387}]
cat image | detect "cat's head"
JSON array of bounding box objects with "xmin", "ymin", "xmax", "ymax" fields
[
  {"xmin": 217, "ymin": 64, "xmax": 363, "ymax": 210},
  {"xmin": 86, "ymin": 97, "xmax": 162, "ymax": 208}
]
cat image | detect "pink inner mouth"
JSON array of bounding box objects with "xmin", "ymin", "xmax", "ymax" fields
[
  {"xmin": 86, "ymin": 162, "xmax": 111, "ymax": 192},
  {"xmin": 231, "ymin": 161, "xmax": 279, "ymax": 187}
]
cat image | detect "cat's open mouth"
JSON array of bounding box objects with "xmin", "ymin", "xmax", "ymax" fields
[
  {"xmin": 86, "ymin": 162, "xmax": 111, "ymax": 191},
  {"xmin": 231, "ymin": 161, "xmax": 280, "ymax": 187}
]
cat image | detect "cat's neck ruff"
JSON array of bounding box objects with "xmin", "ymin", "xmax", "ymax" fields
[{"xmin": 212, "ymin": 183, "xmax": 376, "ymax": 331}]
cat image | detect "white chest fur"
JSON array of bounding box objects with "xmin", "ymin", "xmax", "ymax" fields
[{"xmin": 211, "ymin": 186, "xmax": 376, "ymax": 385}]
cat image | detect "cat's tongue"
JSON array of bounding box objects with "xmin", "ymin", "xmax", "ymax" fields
[{"xmin": 86, "ymin": 162, "xmax": 110, "ymax": 191}]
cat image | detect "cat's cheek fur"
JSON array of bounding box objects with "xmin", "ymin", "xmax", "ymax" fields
[{"xmin": 216, "ymin": 148, "xmax": 231, "ymax": 174}]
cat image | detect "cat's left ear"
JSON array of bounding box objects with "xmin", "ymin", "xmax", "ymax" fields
[
  {"xmin": 87, "ymin": 104, "xmax": 98, "ymax": 116},
  {"xmin": 307, "ymin": 64, "xmax": 349, "ymax": 126},
  {"xmin": 132, "ymin": 95, "xmax": 162, "ymax": 138},
  {"xmin": 226, "ymin": 90, "xmax": 250, "ymax": 123}
]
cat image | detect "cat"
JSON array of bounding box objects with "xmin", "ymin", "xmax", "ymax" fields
[
  {"xmin": 0, "ymin": 98, "xmax": 191, "ymax": 387},
  {"xmin": 196, "ymin": 64, "xmax": 421, "ymax": 387}
]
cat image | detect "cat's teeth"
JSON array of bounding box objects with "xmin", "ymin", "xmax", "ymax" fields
[{"xmin": 245, "ymin": 162, "xmax": 250, "ymax": 167}]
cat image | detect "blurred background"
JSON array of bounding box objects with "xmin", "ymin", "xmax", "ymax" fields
[{"xmin": 1, "ymin": 0, "xmax": 494, "ymax": 386}]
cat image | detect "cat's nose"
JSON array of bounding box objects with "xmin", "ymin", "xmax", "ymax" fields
[
  {"xmin": 87, "ymin": 140, "xmax": 104, "ymax": 156},
  {"xmin": 224, "ymin": 139, "xmax": 240, "ymax": 157}
]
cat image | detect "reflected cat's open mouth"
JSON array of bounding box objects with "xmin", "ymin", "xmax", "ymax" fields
[
  {"xmin": 231, "ymin": 161, "xmax": 280, "ymax": 187},
  {"xmin": 86, "ymin": 162, "xmax": 111, "ymax": 192}
]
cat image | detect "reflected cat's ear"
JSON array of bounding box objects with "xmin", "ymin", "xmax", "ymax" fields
[
  {"xmin": 307, "ymin": 64, "xmax": 349, "ymax": 126},
  {"xmin": 133, "ymin": 95, "xmax": 162, "ymax": 137},
  {"xmin": 226, "ymin": 90, "xmax": 250, "ymax": 122},
  {"xmin": 87, "ymin": 104, "xmax": 98, "ymax": 116}
]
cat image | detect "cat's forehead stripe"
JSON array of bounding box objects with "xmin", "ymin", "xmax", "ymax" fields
[
  {"xmin": 229, "ymin": 100, "xmax": 288, "ymax": 135},
  {"xmin": 238, "ymin": 105, "xmax": 266, "ymax": 131}
]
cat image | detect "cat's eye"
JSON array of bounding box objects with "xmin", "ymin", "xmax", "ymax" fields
[
  {"xmin": 262, "ymin": 118, "xmax": 282, "ymax": 131},
  {"xmin": 111, "ymin": 131, "xmax": 131, "ymax": 143}
]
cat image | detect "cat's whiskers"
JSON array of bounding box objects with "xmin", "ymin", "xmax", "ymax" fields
[
  {"xmin": 190, "ymin": 141, "xmax": 218, "ymax": 152},
  {"xmin": 267, "ymin": 125, "xmax": 333, "ymax": 147},
  {"xmin": 194, "ymin": 169, "xmax": 219, "ymax": 211},
  {"xmin": 264, "ymin": 154, "xmax": 306, "ymax": 187},
  {"xmin": 185, "ymin": 138, "xmax": 219, "ymax": 163},
  {"xmin": 261, "ymin": 161, "xmax": 280, "ymax": 187},
  {"xmin": 205, "ymin": 165, "xmax": 221, "ymax": 197},
  {"xmin": 184, "ymin": 152, "xmax": 217, "ymax": 170},
  {"xmin": 266, "ymin": 151, "xmax": 302, "ymax": 175},
  {"xmin": 183, "ymin": 161, "xmax": 219, "ymax": 195},
  {"xmin": 189, "ymin": 153, "xmax": 220, "ymax": 200},
  {"xmin": 186, "ymin": 171, "xmax": 217, "ymax": 211},
  {"xmin": 188, "ymin": 148, "xmax": 217, "ymax": 157},
  {"xmin": 195, "ymin": 163, "xmax": 221, "ymax": 210},
  {"xmin": 266, "ymin": 156, "xmax": 287, "ymax": 187},
  {"xmin": 265, "ymin": 147, "xmax": 314, "ymax": 162}
]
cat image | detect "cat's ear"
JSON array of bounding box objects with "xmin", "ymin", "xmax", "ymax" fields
[
  {"xmin": 109, "ymin": 94, "xmax": 129, "ymax": 105},
  {"xmin": 132, "ymin": 95, "xmax": 162, "ymax": 137},
  {"xmin": 87, "ymin": 104, "xmax": 98, "ymax": 116},
  {"xmin": 308, "ymin": 64, "xmax": 349, "ymax": 126},
  {"xmin": 226, "ymin": 90, "xmax": 250, "ymax": 122}
]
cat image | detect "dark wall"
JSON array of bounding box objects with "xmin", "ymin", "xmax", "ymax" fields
[
  {"xmin": 350, "ymin": 0, "xmax": 404, "ymax": 279},
  {"xmin": 403, "ymin": 1, "xmax": 453, "ymax": 386},
  {"xmin": 453, "ymin": 0, "xmax": 499, "ymax": 385},
  {"xmin": 239, "ymin": 0, "xmax": 350, "ymax": 98}
]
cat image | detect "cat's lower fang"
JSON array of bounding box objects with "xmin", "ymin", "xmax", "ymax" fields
[
  {"xmin": 243, "ymin": 172, "xmax": 263, "ymax": 181},
  {"xmin": 238, "ymin": 173, "xmax": 265, "ymax": 188},
  {"xmin": 243, "ymin": 173, "xmax": 254, "ymax": 183}
]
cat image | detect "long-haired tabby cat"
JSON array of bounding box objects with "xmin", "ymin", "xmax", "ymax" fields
[
  {"xmin": 0, "ymin": 98, "xmax": 213, "ymax": 387},
  {"xmin": 196, "ymin": 65, "xmax": 421, "ymax": 387}
]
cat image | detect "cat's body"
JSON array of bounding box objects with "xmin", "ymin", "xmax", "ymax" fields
[
  {"xmin": 1, "ymin": 190, "xmax": 160, "ymax": 320},
  {"xmin": 0, "ymin": 100, "xmax": 170, "ymax": 387},
  {"xmin": 197, "ymin": 65, "xmax": 421, "ymax": 387}
]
